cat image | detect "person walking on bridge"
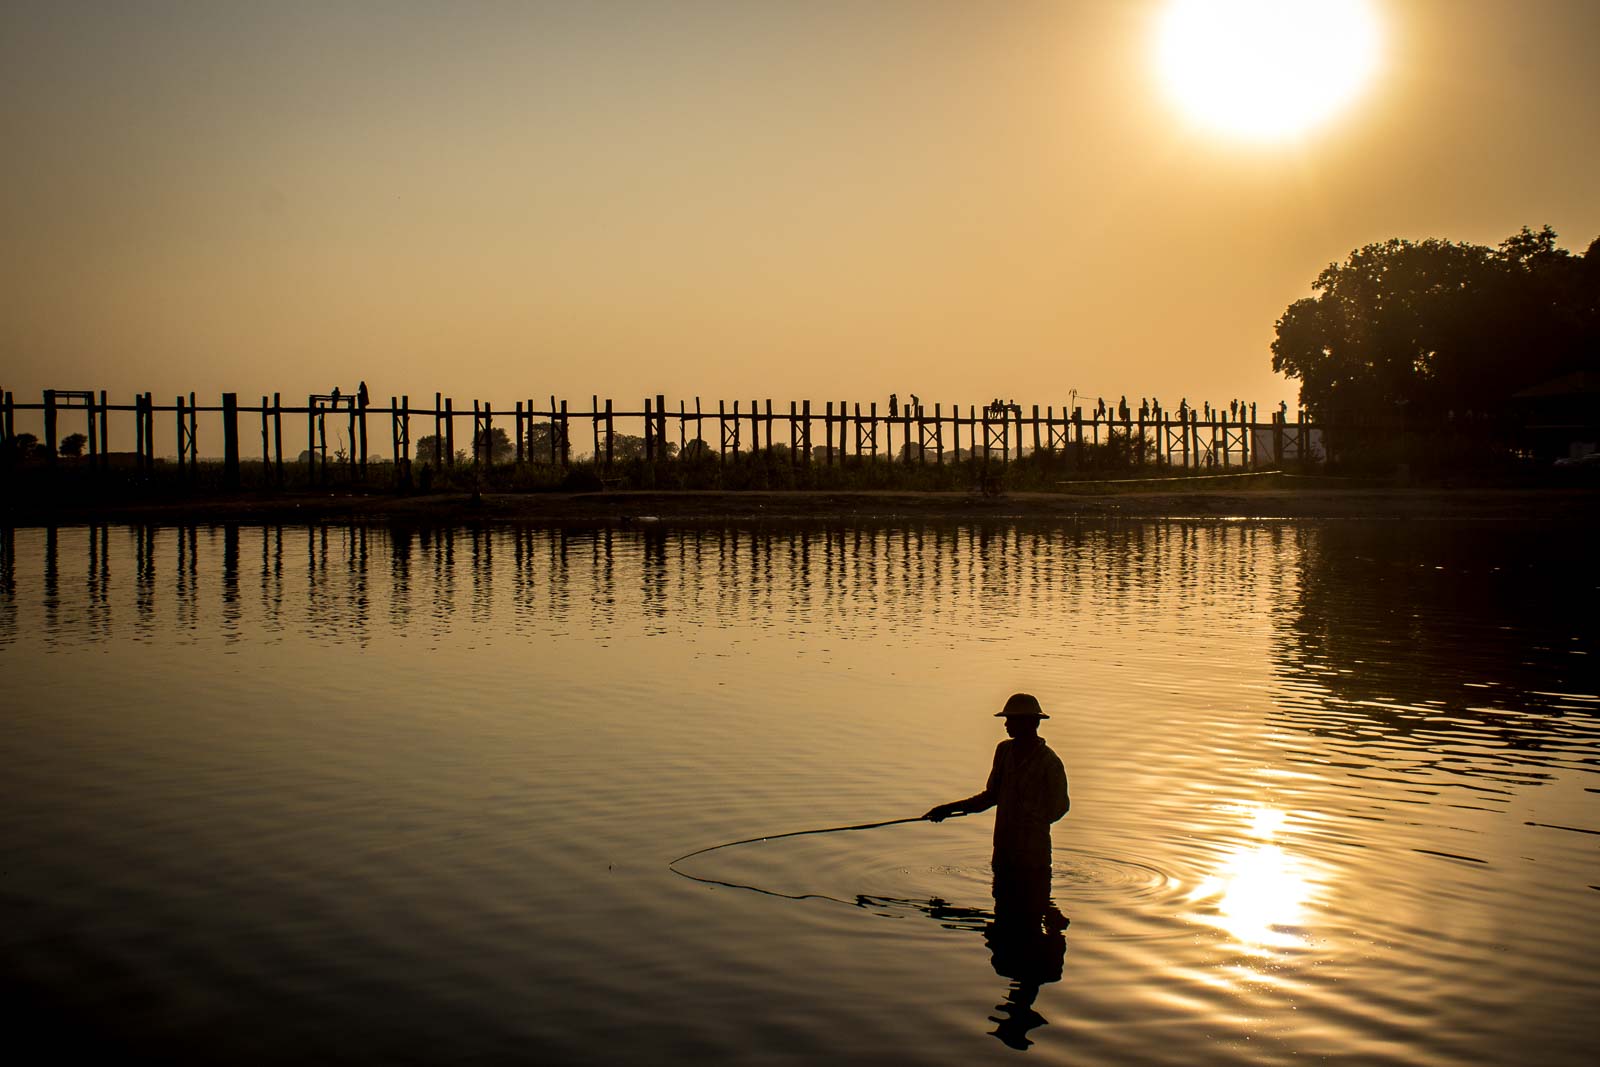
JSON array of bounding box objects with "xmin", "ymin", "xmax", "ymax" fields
[{"xmin": 924, "ymin": 693, "xmax": 1069, "ymax": 872}]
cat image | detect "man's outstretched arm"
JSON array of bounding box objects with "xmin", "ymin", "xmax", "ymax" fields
[{"xmin": 923, "ymin": 789, "xmax": 994, "ymax": 822}]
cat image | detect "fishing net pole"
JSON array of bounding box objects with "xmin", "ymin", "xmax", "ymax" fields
[{"xmin": 669, "ymin": 812, "xmax": 966, "ymax": 870}]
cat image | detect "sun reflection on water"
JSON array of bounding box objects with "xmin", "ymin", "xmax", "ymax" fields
[{"xmin": 1188, "ymin": 805, "xmax": 1316, "ymax": 956}]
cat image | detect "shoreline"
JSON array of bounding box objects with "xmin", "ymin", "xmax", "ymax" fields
[{"xmin": 4, "ymin": 483, "xmax": 1596, "ymax": 526}]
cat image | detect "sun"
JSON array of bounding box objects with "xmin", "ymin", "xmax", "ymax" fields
[{"xmin": 1155, "ymin": 0, "xmax": 1382, "ymax": 141}]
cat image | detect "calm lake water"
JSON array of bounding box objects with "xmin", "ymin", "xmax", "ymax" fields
[{"xmin": 2, "ymin": 520, "xmax": 1596, "ymax": 1065}]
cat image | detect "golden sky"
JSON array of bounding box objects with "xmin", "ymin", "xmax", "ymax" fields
[{"xmin": 3, "ymin": 1, "xmax": 1597, "ymax": 413}]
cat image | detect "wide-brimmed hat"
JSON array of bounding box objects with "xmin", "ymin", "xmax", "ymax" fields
[{"xmin": 995, "ymin": 693, "xmax": 1048, "ymax": 719}]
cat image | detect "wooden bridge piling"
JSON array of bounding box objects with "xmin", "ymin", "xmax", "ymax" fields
[
  {"xmin": 273, "ymin": 393, "xmax": 284, "ymax": 484},
  {"xmin": 43, "ymin": 389, "xmax": 57, "ymax": 461},
  {"xmin": 2, "ymin": 388, "xmax": 1325, "ymax": 487},
  {"xmin": 222, "ymin": 392, "xmax": 239, "ymax": 489}
]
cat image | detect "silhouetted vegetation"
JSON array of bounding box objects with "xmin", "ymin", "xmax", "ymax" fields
[
  {"xmin": 473, "ymin": 427, "xmax": 514, "ymax": 465},
  {"xmin": 1272, "ymin": 226, "xmax": 1599, "ymax": 470},
  {"xmin": 4, "ymin": 432, "xmax": 39, "ymax": 461},
  {"xmin": 59, "ymin": 433, "xmax": 87, "ymax": 457}
]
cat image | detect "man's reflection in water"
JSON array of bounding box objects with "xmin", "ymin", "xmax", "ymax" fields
[
  {"xmin": 985, "ymin": 865, "xmax": 1067, "ymax": 1050},
  {"xmin": 860, "ymin": 866, "xmax": 1068, "ymax": 1051}
]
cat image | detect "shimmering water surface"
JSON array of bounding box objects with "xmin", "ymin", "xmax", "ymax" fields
[{"xmin": 2, "ymin": 521, "xmax": 1596, "ymax": 1065}]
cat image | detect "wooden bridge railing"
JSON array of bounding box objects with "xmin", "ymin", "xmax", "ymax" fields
[{"xmin": 0, "ymin": 386, "xmax": 1317, "ymax": 483}]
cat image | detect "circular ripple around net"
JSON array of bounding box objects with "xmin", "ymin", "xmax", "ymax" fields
[{"xmin": 1049, "ymin": 848, "xmax": 1181, "ymax": 904}]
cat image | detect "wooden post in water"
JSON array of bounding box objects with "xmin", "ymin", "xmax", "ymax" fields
[
  {"xmin": 357, "ymin": 390, "xmax": 368, "ymax": 477},
  {"xmin": 136, "ymin": 392, "xmax": 150, "ymax": 471},
  {"xmin": 801, "ymin": 400, "xmax": 811, "ymax": 466},
  {"xmin": 560, "ymin": 400, "xmax": 570, "ymax": 467},
  {"xmin": 605, "ymin": 399, "xmax": 614, "ymax": 469},
  {"xmin": 84, "ymin": 391, "xmax": 97, "ymax": 461},
  {"xmin": 444, "ymin": 398, "xmax": 455, "ymax": 467},
  {"xmin": 591, "ymin": 396, "xmax": 601, "ymax": 465},
  {"xmin": 433, "ymin": 393, "xmax": 443, "ymax": 470},
  {"xmin": 392, "ymin": 396, "xmax": 402, "ymax": 471},
  {"xmin": 97, "ymin": 389, "xmax": 108, "ymax": 471},
  {"xmin": 273, "ymin": 393, "xmax": 284, "ymax": 485},
  {"xmin": 306, "ymin": 397, "xmax": 317, "ymax": 483},
  {"xmin": 318, "ymin": 401, "xmax": 330, "ymax": 482},
  {"xmin": 644, "ymin": 396, "xmax": 654, "ymax": 462},
  {"xmin": 43, "ymin": 389, "xmax": 57, "ymax": 462},
  {"xmin": 175, "ymin": 394, "xmax": 187, "ymax": 476},
  {"xmin": 980, "ymin": 405, "xmax": 990, "ymax": 473},
  {"xmin": 485, "ymin": 402, "xmax": 495, "ymax": 468},
  {"xmin": 222, "ymin": 392, "xmax": 240, "ymax": 489}
]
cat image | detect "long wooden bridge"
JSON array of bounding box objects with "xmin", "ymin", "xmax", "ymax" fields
[{"xmin": 0, "ymin": 387, "xmax": 1316, "ymax": 486}]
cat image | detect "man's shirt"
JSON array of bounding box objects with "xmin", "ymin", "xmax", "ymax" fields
[{"xmin": 968, "ymin": 737, "xmax": 1070, "ymax": 869}]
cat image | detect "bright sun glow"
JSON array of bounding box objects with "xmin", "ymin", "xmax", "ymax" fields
[
  {"xmin": 1189, "ymin": 806, "xmax": 1315, "ymax": 952},
  {"xmin": 1156, "ymin": 0, "xmax": 1382, "ymax": 141}
]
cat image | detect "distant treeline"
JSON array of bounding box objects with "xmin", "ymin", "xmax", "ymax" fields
[{"xmin": 1273, "ymin": 226, "xmax": 1599, "ymax": 424}]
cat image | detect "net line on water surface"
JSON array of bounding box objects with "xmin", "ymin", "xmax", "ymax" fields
[{"xmin": 668, "ymin": 813, "xmax": 968, "ymax": 906}]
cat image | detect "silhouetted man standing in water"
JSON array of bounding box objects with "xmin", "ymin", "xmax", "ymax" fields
[
  {"xmin": 924, "ymin": 693, "xmax": 1071, "ymax": 1050},
  {"xmin": 923, "ymin": 693, "xmax": 1069, "ymax": 868}
]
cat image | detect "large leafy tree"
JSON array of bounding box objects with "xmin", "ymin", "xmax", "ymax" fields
[
  {"xmin": 472, "ymin": 426, "xmax": 515, "ymax": 464},
  {"xmin": 1271, "ymin": 227, "xmax": 1599, "ymax": 421}
]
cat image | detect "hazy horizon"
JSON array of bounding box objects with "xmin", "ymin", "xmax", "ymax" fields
[{"xmin": 4, "ymin": 1, "xmax": 1598, "ymax": 411}]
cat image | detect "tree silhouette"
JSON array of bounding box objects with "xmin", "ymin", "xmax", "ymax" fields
[
  {"xmin": 415, "ymin": 435, "xmax": 444, "ymax": 465},
  {"xmin": 59, "ymin": 433, "xmax": 87, "ymax": 457},
  {"xmin": 4, "ymin": 433, "xmax": 39, "ymax": 461},
  {"xmin": 1271, "ymin": 226, "xmax": 1599, "ymax": 422},
  {"xmin": 473, "ymin": 427, "xmax": 514, "ymax": 464}
]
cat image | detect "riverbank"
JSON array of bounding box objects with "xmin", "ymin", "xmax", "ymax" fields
[{"xmin": 5, "ymin": 478, "xmax": 1596, "ymax": 526}]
